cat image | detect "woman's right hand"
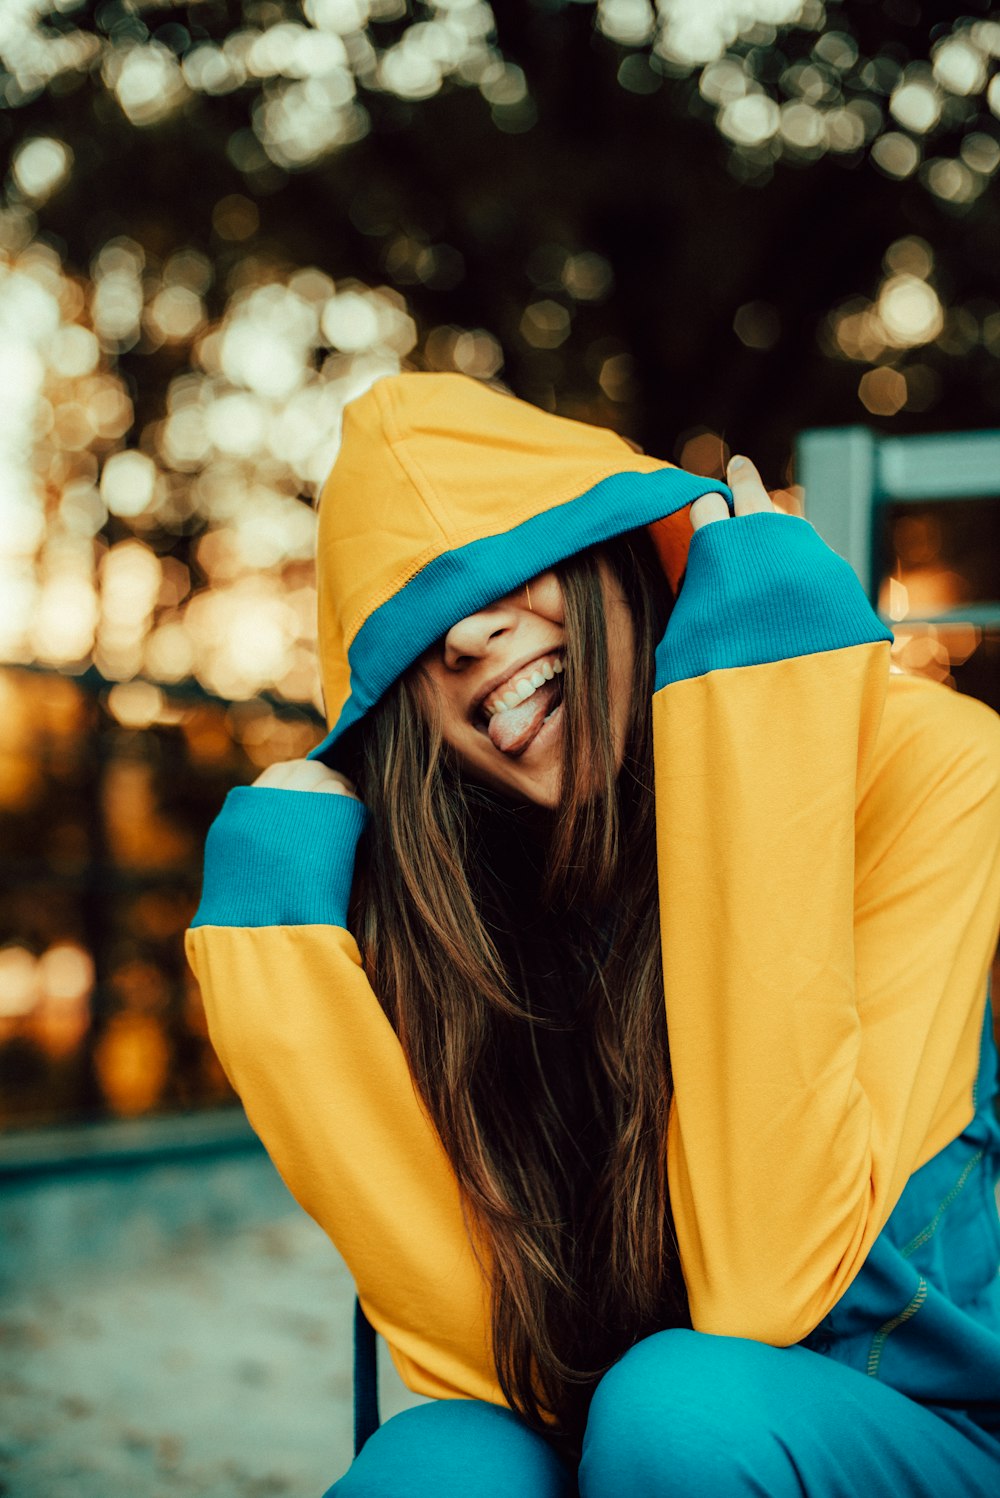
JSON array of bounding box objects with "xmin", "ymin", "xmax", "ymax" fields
[{"xmin": 251, "ymin": 759, "xmax": 361, "ymax": 800}]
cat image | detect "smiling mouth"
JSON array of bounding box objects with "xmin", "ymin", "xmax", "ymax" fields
[
  {"xmin": 474, "ymin": 673, "xmax": 565, "ymax": 757},
  {"xmin": 471, "ymin": 652, "xmax": 564, "ymax": 727}
]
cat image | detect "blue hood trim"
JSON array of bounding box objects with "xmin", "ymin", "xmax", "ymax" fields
[{"xmin": 308, "ymin": 465, "xmax": 733, "ymax": 768}]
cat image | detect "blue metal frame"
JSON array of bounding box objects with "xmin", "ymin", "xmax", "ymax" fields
[
  {"xmin": 353, "ymin": 1296, "xmax": 380, "ymax": 1456},
  {"xmin": 795, "ymin": 425, "xmax": 1000, "ymax": 625}
]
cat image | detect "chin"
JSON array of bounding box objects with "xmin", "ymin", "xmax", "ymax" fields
[
  {"xmin": 516, "ymin": 779, "xmax": 560, "ymax": 810},
  {"xmin": 493, "ymin": 772, "xmax": 561, "ymax": 810},
  {"xmin": 462, "ymin": 751, "xmax": 562, "ymax": 810}
]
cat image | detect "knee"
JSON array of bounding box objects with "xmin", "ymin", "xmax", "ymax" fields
[
  {"xmin": 585, "ymin": 1327, "xmax": 737, "ymax": 1442},
  {"xmin": 580, "ymin": 1329, "xmax": 780, "ymax": 1497},
  {"xmin": 326, "ymin": 1399, "xmax": 573, "ymax": 1498}
]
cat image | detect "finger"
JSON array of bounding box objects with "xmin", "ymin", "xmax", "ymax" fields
[
  {"xmin": 313, "ymin": 779, "xmax": 359, "ymax": 798},
  {"xmin": 314, "ymin": 767, "xmax": 359, "ymax": 795},
  {"xmin": 252, "ymin": 759, "xmax": 338, "ymax": 793},
  {"xmin": 251, "ymin": 762, "xmax": 288, "ymax": 788},
  {"xmin": 726, "ymin": 455, "xmax": 775, "ymax": 515},
  {"xmin": 689, "ymin": 493, "xmax": 731, "ymax": 531},
  {"xmin": 291, "ymin": 762, "xmax": 352, "ymax": 794}
]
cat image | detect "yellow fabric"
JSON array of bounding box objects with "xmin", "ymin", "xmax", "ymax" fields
[
  {"xmin": 186, "ymin": 668, "xmax": 1000, "ymax": 1401},
  {"xmin": 186, "ymin": 921, "xmax": 498, "ymax": 1401},
  {"xmin": 186, "ymin": 371, "xmax": 1000, "ymax": 1406},
  {"xmin": 656, "ymin": 658, "xmax": 1000, "ymax": 1346}
]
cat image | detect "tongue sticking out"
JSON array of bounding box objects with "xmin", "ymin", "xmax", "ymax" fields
[{"xmin": 488, "ymin": 676, "xmax": 563, "ymax": 756}]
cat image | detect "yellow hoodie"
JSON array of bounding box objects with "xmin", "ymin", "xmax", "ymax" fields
[{"xmin": 186, "ymin": 372, "xmax": 1000, "ymax": 1425}]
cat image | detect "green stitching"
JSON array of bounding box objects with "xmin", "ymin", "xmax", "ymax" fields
[
  {"xmin": 866, "ymin": 1277, "xmax": 929, "ymax": 1378},
  {"xmin": 900, "ymin": 1148, "xmax": 986, "ymax": 1259},
  {"xmin": 866, "ymin": 983, "xmax": 997, "ymax": 1379}
]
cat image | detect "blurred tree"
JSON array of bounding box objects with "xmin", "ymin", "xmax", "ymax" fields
[
  {"xmin": 1, "ymin": 1, "xmax": 999, "ymax": 496},
  {"xmin": 1, "ymin": 0, "xmax": 999, "ymax": 1122}
]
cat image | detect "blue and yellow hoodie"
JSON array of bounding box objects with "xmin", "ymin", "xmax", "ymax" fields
[{"xmin": 186, "ymin": 372, "xmax": 1000, "ymax": 1440}]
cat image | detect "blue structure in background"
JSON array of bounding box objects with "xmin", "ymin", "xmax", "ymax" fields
[{"xmin": 797, "ymin": 425, "xmax": 1000, "ymax": 628}]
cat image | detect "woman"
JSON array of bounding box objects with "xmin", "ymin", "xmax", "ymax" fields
[{"xmin": 187, "ymin": 372, "xmax": 1000, "ymax": 1496}]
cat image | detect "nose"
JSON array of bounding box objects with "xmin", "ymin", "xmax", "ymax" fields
[{"xmin": 442, "ymin": 592, "xmax": 521, "ymax": 670}]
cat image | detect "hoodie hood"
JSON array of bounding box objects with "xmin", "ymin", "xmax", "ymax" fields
[{"xmin": 308, "ymin": 371, "xmax": 732, "ymax": 768}]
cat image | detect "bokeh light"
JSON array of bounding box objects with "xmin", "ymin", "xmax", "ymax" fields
[
  {"xmin": 0, "ymin": 0, "xmax": 997, "ymax": 1132},
  {"xmin": 11, "ymin": 136, "xmax": 73, "ymax": 204}
]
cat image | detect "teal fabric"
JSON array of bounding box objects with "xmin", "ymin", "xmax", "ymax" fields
[
  {"xmin": 578, "ymin": 1327, "xmax": 1000, "ymax": 1496},
  {"xmin": 797, "ymin": 987, "xmax": 1000, "ymax": 1435},
  {"xmin": 323, "ymin": 1401, "xmax": 574, "ymax": 1498},
  {"xmin": 655, "ymin": 510, "xmax": 894, "ymax": 689},
  {"xmin": 321, "ymin": 1327, "xmax": 1000, "ymax": 1497},
  {"xmin": 190, "ymin": 786, "xmax": 369, "ymax": 930},
  {"xmin": 307, "ymin": 465, "xmax": 733, "ymax": 769}
]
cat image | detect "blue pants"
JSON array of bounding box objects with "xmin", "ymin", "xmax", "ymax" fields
[{"xmin": 323, "ymin": 1329, "xmax": 1000, "ymax": 1497}]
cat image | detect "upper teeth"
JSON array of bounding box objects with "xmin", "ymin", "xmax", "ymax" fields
[{"xmin": 483, "ymin": 656, "xmax": 563, "ymax": 718}]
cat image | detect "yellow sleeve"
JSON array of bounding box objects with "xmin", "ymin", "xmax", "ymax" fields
[
  {"xmin": 184, "ymin": 787, "xmax": 500, "ymax": 1404},
  {"xmin": 653, "ymin": 511, "xmax": 1000, "ymax": 1346}
]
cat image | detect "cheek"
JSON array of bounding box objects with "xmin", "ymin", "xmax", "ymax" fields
[{"xmin": 530, "ymin": 571, "xmax": 565, "ymax": 619}]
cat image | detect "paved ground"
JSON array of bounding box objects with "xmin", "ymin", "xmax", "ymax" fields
[{"xmin": 0, "ymin": 1148, "xmax": 425, "ymax": 1498}]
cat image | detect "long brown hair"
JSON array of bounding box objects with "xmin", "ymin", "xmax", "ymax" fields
[{"xmin": 339, "ymin": 526, "xmax": 691, "ymax": 1463}]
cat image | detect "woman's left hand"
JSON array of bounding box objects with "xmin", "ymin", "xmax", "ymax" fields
[{"xmin": 689, "ymin": 455, "xmax": 777, "ymax": 531}]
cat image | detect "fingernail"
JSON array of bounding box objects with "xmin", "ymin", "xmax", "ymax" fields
[{"xmin": 729, "ymin": 455, "xmax": 747, "ymax": 470}]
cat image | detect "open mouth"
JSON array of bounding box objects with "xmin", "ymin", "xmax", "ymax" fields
[
  {"xmin": 472, "ymin": 652, "xmax": 564, "ymax": 730},
  {"xmin": 474, "ymin": 669, "xmax": 565, "ymax": 757},
  {"xmin": 474, "ymin": 671, "xmax": 563, "ymax": 730}
]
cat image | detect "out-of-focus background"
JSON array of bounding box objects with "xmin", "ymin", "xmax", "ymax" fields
[{"xmin": 1, "ymin": 1, "xmax": 999, "ymax": 1494}]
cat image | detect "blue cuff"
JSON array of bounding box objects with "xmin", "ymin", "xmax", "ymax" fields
[
  {"xmin": 191, "ymin": 786, "xmax": 371, "ymax": 930},
  {"xmin": 655, "ymin": 512, "xmax": 894, "ymax": 689}
]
